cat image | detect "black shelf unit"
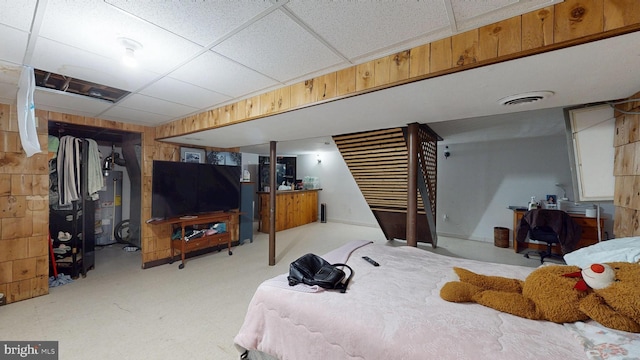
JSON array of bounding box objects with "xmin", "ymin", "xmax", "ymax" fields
[
  {"xmin": 48, "ymin": 139, "xmax": 96, "ymax": 278},
  {"xmin": 50, "ymin": 200, "xmax": 95, "ymax": 278}
]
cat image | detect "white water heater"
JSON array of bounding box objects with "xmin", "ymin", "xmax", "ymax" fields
[{"xmin": 96, "ymin": 171, "xmax": 123, "ymax": 245}]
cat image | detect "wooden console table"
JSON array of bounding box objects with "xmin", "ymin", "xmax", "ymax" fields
[
  {"xmin": 512, "ymin": 209, "xmax": 605, "ymax": 254},
  {"xmin": 149, "ymin": 211, "xmax": 237, "ymax": 269}
]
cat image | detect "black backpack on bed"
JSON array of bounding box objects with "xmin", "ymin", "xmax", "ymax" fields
[{"xmin": 287, "ymin": 253, "xmax": 354, "ymax": 293}]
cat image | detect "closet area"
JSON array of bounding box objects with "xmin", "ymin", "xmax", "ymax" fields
[{"xmin": 48, "ymin": 122, "xmax": 142, "ymax": 278}]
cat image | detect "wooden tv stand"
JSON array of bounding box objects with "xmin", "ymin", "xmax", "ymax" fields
[{"xmin": 151, "ymin": 212, "xmax": 236, "ymax": 269}]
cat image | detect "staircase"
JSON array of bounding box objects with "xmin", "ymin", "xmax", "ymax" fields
[{"xmin": 333, "ymin": 124, "xmax": 440, "ymax": 246}]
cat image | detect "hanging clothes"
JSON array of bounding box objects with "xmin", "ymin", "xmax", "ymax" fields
[
  {"xmin": 56, "ymin": 136, "xmax": 104, "ymax": 205},
  {"xmin": 86, "ymin": 138, "xmax": 103, "ymax": 200},
  {"xmin": 57, "ymin": 135, "xmax": 81, "ymax": 206}
]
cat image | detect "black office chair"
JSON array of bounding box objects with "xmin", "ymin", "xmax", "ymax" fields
[
  {"xmin": 523, "ymin": 226, "xmax": 564, "ymax": 264},
  {"xmin": 517, "ymin": 209, "xmax": 581, "ymax": 264}
]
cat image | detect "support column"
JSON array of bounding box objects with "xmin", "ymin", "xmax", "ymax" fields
[
  {"xmin": 122, "ymin": 134, "xmax": 141, "ymax": 248},
  {"xmin": 406, "ymin": 123, "xmax": 419, "ymax": 247},
  {"xmin": 269, "ymin": 141, "xmax": 277, "ymax": 265}
]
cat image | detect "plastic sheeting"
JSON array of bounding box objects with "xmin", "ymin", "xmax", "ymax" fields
[{"xmin": 17, "ymin": 66, "xmax": 41, "ymax": 157}]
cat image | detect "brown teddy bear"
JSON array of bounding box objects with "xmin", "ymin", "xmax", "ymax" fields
[{"xmin": 439, "ymin": 261, "xmax": 640, "ymax": 333}]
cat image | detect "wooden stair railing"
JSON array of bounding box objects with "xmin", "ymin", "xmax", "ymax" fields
[{"xmin": 333, "ymin": 124, "xmax": 441, "ymax": 246}]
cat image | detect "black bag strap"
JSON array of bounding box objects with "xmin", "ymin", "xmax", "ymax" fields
[{"xmin": 331, "ymin": 263, "xmax": 354, "ymax": 293}]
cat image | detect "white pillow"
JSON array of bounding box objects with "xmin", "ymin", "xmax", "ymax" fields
[{"xmin": 563, "ymin": 237, "xmax": 640, "ymax": 269}]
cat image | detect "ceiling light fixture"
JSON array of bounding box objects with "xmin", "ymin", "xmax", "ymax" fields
[
  {"xmin": 497, "ymin": 91, "xmax": 554, "ymax": 106},
  {"xmin": 118, "ymin": 37, "xmax": 143, "ymax": 67}
]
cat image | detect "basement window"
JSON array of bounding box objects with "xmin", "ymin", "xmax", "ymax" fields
[{"xmin": 34, "ymin": 69, "xmax": 130, "ymax": 103}]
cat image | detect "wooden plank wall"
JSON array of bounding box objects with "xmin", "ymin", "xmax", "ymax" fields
[
  {"xmin": 155, "ymin": 0, "xmax": 640, "ymax": 140},
  {"xmin": 0, "ymin": 103, "xmax": 49, "ymax": 303},
  {"xmin": 613, "ymin": 91, "xmax": 640, "ymax": 237}
]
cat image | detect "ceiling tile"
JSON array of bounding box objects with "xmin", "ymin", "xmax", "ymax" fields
[
  {"xmin": 116, "ymin": 93, "xmax": 198, "ymax": 119},
  {"xmin": 35, "ymin": 89, "xmax": 113, "ymax": 115},
  {"xmin": 0, "ymin": 84, "xmax": 17, "ymax": 102},
  {"xmin": 104, "ymin": 0, "xmax": 274, "ymax": 46},
  {"xmin": 0, "ymin": 0, "xmax": 37, "ymax": 31},
  {"xmin": 140, "ymin": 76, "xmax": 232, "ymax": 109},
  {"xmin": 284, "ymin": 1, "xmax": 450, "ymax": 61},
  {"xmin": 30, "ymin": 37, "xmax": 160, "ymax": 92},
  {"xmin": 0, "ymin": 25, "xmax": 29, "ymax": 64},
  {"xmin": 213, "ymin": 9, "xmax": 345, "ymax": 82},
  {"xmin": 169, "ymin": 50, "xmax": 278, "ymax": 98},
  {"xmin": 38, "ymin": 0, "xmax": 203, "ymax": 75},
  {"xmin": 451, "ymin": 0, "xmax": 517, "ymax": 23},
  {"xmin": 452, "ymin": 0, "xmax": 563, "ymax": 31},
  {"xmin": 100, "ymin": 106, "xmax": 172, "ymax": 126},
  {"xmin": 36, "ymin": 104, "xmax": 103, "ymax": 119},
  {"xmin": 99, "ymin": 106, "xmax": 173, "ymax": 126},
  {"xmin": 0, "ymin": 60, "xmax": 20, "ymax": 84}
]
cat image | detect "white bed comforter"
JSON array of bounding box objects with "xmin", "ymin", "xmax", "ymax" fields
[{"xmin": 234, "ymin": 242, "xmax": 588, "ymax": 360}]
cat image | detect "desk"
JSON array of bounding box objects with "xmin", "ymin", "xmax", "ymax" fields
[{"xmin": 512, "ymin": 209, "xmax": 604, "ymax": 254}]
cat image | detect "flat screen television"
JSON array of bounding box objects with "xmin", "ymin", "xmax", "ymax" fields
[{"xmin": 151, "ymin": 160, "xmax": 240, "ymax": 220}]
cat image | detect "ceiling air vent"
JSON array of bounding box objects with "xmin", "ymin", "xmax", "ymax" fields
[{"xmin": 497, "ymin": 91, "xmax": 554, "ymax": 106}]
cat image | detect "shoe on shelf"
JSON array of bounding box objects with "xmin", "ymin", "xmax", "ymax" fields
[
  {"xmin": 58, "ymin": 232, "xmax": 72, "ymax": 242},
  {"xmin": 53, "ymin": 244, "xmax": 71, "ymax": 254}
]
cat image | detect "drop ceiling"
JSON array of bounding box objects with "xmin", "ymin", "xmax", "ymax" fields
[{"xmin": 1, "ymin": 0, "xmax": 638, "ymax": 154}]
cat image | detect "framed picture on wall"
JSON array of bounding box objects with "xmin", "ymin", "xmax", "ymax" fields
[
  {"xmin": 206, "ymin": 151, "xmax": 225, "ymax": 165},
  {"xmin": 180, "ymin": 147, "xmax": 205, "ymax": 163}
]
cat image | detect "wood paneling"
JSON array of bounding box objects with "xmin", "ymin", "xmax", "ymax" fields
[
  {"xmin": 290, "ymin": 79, "xmax": 315, "ymax": 108},
  {"xmin": 522, "ymin": 6, "xmax": 555, "ymax": 50},
  {"xmin": 258, "ymin": 190, "xmax": 319, "ymax": 233},
  {"xmin": 479, "ymin": 17, "xmax": 522, "ymax": 60},
  {"xmin": 374, "ymin": 55, "xmax": 391, "ymax": 86},
  {"xmin": 430, "ymin": 37, "xmax": 453, "ymax": 73},
  {"xmin": 613, "ymin": 91, "xmax": 640, "ymax": 238},
  {"xmin": 452, "ymin": 30, "xmax": 478, "ymax": 67},
  {"xmin": 554, "ymin": 0, "xmax": 604, "ymax": 43},
  {"xmin": 356, "ymin": 60, "xmax": 376, "ymax": 91},
  {"xmin": 336, "ymin": 67, "xmax": 356, "ymax": 96},
  {"xmin": 409, "ymin": 44, "xmax": 430, "ymax": 78},
  {"xmin": 389, "ymin": 50, "xmax": 411, "ymax": 83},
  {"xmin": 0, "ymin": 102, "xmax": 50, "ymax": 303},
  {"xmin": 604, "ymin": 0, "xmax": 640, "ymax": 31}
]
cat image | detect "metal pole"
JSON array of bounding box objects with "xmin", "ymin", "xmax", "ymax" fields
[
  {"xmin": 406, "ymin": 123, "xmax": 418, "ymax": 247},
  {"xmin": 269, "ymin": 141, "xmax": 277, "ymax": 265}
]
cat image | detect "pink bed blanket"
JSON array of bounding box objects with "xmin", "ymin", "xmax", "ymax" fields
[{"xmin": 234, "ymin": 242, "xmax": 588, "ymax": 360}]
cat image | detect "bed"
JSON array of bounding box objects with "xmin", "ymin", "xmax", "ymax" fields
[{"xmin": 234, "ymin": 239, "xmax": 640, "ymax": 360}]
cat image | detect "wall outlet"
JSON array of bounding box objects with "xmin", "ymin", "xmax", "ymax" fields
[{"xmin": 443, "ymin": 214, "xmax": 449, "ymax": 221}]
